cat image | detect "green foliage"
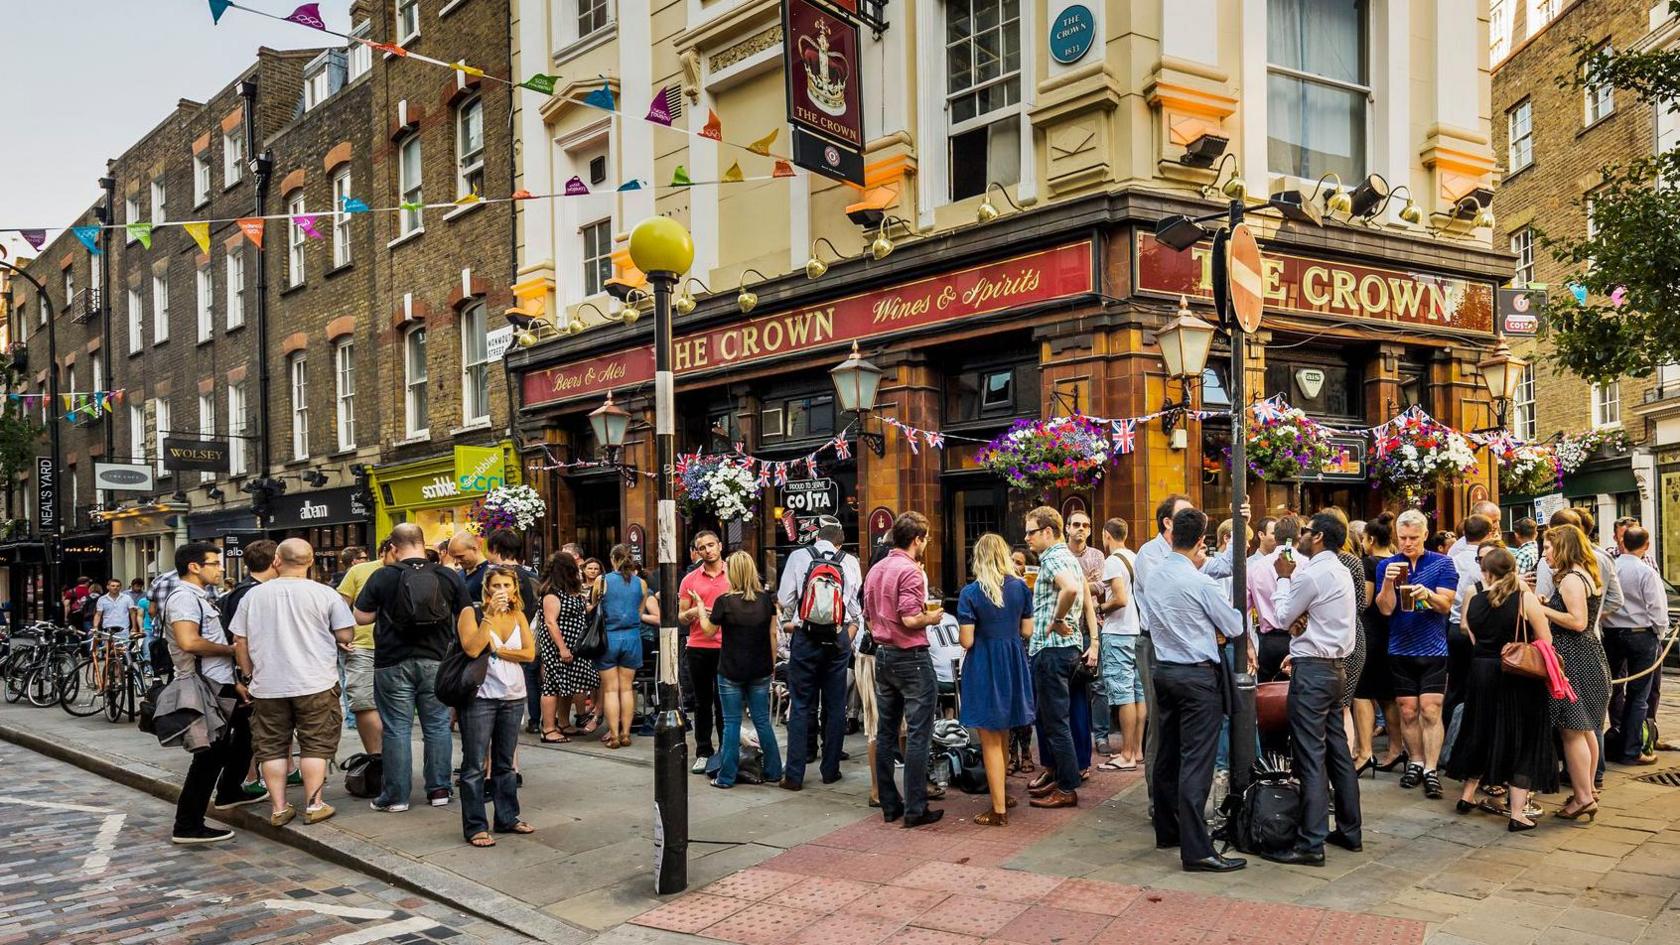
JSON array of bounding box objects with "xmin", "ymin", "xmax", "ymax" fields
[{"xmin": 0, "ymin": 406, "xmax": 42, "ymax": 481}]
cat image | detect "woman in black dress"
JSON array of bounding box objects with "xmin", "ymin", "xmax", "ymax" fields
[
  {"xmin": 1354, "ymin": 514, "xmax": 1403, "ymax": 772},
  {"xmin": 537, "ymin": 551, "xmax": 600, "ymax": 742},
  {"xmin": 1444, "ymin": 547, "xmax": 1556, "ymax": 829},
  {"xmin": 1538, "ymin": 524, "xmax": 1609, "ymax": 821}
]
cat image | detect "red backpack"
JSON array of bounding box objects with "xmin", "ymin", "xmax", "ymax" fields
[{"xmin": 797, "ymin": 548, "xmax": 847, "ymax": 643}]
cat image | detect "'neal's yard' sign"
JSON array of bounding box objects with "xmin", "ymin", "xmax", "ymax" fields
[
  {"xmin": 162, "ymin": 438, "xmax": 231, "ymax": 473},
  {"xmin": 523, "ymin": 242, "xmax": 1095, "ymax": 407}
]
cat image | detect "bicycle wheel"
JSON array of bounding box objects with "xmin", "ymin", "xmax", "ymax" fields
[
  {"xmin": 61, "ymin": 656, "xmax": 102, "ymax": 717},
  {"xmin": 26, "ymin": 665, "xmax": 58, "ymax": 708},
  {"xmin": 5, "ymin": 654, "xmax": 32, "ymax": 703},
  {"xmin": 104, "ymin": 666, "xmax": 126, "ymax": 723}
]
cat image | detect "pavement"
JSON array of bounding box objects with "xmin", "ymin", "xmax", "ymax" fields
[{"xmin": 3, "ymin": 690, "xmax": 1680, "ymax": 945}]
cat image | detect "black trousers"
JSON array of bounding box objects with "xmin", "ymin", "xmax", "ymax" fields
[
  {"xmin": 687, "ymin": 646, "xmax": 725, "ymax": 756},
  {"xmin": 1151, "ymin": 661, "xmax": 1223, "ymax": 863},
  {"xmin": 1444, "ymin": 622, "xmax": 1473, "ymax": 718},
  {"xmin": 174, "ymin": 684, "xmax": 252, "ymax": 834},
  {"xmin": 1287, "ymin": 657, "xmax": 1362, "ymax": 852},
  {"xmin": 1605, "ymin": 628, "xmax": 1659, "ymax": 762},
  {"xmin": 1257, "ymin": 633, "xmax": 1291, "ymax": 683},
  {"xmin": 784, "ymin": 632, "xmax": 849, "ymax": 784},
  {"xmin": 874, "ymin": 645, "xmax": 936, "ymax": 819}
]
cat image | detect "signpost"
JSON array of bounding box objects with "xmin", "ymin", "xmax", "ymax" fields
[{"xmin": 36, "ymin": 457, "xmax": 57, "ymax": 535}]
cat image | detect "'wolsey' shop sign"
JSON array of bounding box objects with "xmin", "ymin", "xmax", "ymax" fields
[{"xmin": 522, "ymin": 241, "xmax": 1095, "ymax": 407}]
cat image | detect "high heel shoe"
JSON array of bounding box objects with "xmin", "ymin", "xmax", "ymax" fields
[
  {"xmin": 1455, "ymin": 799, "xmax": 1476, "ymax": 814},
  {"xmin": 1375, "ymin": 751, "xmax": 1410, "ymax": 773},
  {"xmin": 1355, "ymin": 757, "xmax": 1377, "ymax": 779},
  {"xmin": 1508, "ymin": 817, "xmax": 1539, "ymax": 833},
  {"xmin": 1553, "ymin": 799, "xmax": 1598, "ymax": 821}
]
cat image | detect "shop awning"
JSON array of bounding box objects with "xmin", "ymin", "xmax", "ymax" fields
[{"xmin": 1563, "ymin": 466, "xmax": 1638, "ymax": 499}]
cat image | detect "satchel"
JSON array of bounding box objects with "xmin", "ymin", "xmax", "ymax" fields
[
  {"xmin": 435, "ymin": 639, "xmax": 491, "ymax": 709},
  {"xmin": 1500, "ymin": 598, "xmax": 1547, "ymax": 679},
  {"xmin": 575, "ymin": 600, "xmax": 607, "ymax": 660}
]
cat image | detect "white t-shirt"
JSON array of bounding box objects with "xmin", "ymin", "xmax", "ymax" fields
[
  {"xmin": 229, "ymin": 576, "xmax": 355, "ymax": 699},
  {"xmin": 1101, "ymin": 549, "xmax": 1140, "ymax": 636},
  {"xmin": 479, "ymin": 620, "xmax": 528, "ymax": 701},
  {"xmin": 928, "ymin": 613, "xmax": 965, "ymax": 684},
  {"xmin": 165, "ymin": 583, "xmax": 235, "ymax": 685}
]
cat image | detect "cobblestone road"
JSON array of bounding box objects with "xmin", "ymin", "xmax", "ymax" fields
[{"xmin": 0, "ymin": 744, "xmax": 534, "ymax": 945}]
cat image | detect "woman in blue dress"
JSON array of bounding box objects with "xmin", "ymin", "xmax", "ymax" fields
[{"xmin": 957, "ymin": 533, "xmax": 1036, "ymax": 826}]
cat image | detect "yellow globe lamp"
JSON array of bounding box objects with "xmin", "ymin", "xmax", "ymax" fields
[{"xmin": 628, "ymin": 216, "xmax": 694, "ymax": 277}]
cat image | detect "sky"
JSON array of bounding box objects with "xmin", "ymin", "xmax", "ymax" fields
[{"xmin": 0, "ymin": 1, "xmax": 349, "ymax": 261}]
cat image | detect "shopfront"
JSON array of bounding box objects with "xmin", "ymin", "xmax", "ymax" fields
[
  {"xmin": 370, "ymin": 443, "xmax": 522, "ymax": 547},
  {"xmin": 108, "ymin": 506, "xmax": 187, "ymax": 587},
  {"xmin": 266, "ymin": 487, "xmax": 373, "ymax": 577},
  {"xmin": 59, "ymin": 531, "xmax": 112, "ymax": 587},
  {"xmin": 507, "ymin": 197, "xmax": 1510, "ymax": 593}
]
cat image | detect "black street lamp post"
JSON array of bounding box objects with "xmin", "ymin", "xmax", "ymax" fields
[{"xmin": 0, "ymin": 258, "xmax": 63, "ymax": 620}]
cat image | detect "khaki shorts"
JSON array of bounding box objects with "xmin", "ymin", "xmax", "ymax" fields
[
  {"xmin": 855, "ymin": 652, "xmax": 878, "ymax": 741},
  {"xmin": 343, "ymin": 648, "xmax": 376, "ymax": 713},
  {"xmin": 251, "ymin": 687, "xmax": 343, "ymax": 764}
]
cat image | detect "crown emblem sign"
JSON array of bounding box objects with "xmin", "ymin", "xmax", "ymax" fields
[{"xmin": 798, "ymin": 18, "xmax": 850, "ymax": 117}]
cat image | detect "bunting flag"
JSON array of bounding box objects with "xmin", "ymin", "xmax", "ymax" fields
[
  {"xmin": 341, "ymin": 195, "xmax": 370, "ymax": 213},
  {"xmin": 454, "ymin": 190, "xmax": 482, "ymax": 206},
  {"xmin": 1111, "ymin": 419, "xmax": 1137, "ymax": 455},
  {"xmin": 292, "ymin": 214, "xmax": 323, "ymax": 239},
  {"xmin": 71, "ymin": 226, "xmax": 101, "ymax": 254},
  {"xmin": 721, "ymin": 162, "xmax": 744, "ymax": 183},
  {"xmin": 1569, "ymin": 283, "xmax": 1588, "ymax": 304},
  {"xmin": 925, "ymin": 431, "xmax": 945, "ymax": 449},
  {"xmin": 111, "ymin": 389, "xmax": 126, "ymax": 406},
  {"xmin": 774, "ymin": 462, "xmax": 789, "ymax": 486},
  {"xmin": 510, "ymin": 189, "xmax": 534, "ymax": 200},
  {"xmin": 369, "ymin": 40, "xmax": 407, "ymax": 57},
  {"xmin": 832, "ymin": 435, "xmax": 852, "ymax": 461},
  {"xmin": 700, "ymin": 109, "xmax": 723, "ymax": 141},
  {"xmin": 564, "ymin": 176, "xmax": 590, "ymax": 196},
  {"xmin": 616, "ymin": 180, "xmax": 643, "ymax": 192},
  {"xmin": 583, "ymin": 82, "xmax": 616, "ymax": 111},
  {"xmin": 773, "ymin": 160, "xmax": 796, "ymax": 178},
  {"xmin": 126, "ymin": 222, "xmax": 153, "ymax": 249},
  {"xmin": 452, "ymin": 61, "xmax": 486, "ymax": 79},
  {"xmin": 747, "ymin": 129, "xmax": 778, "ymax": 157},
  {"xmin": 183, "ymin": 221, "xmax": 211, "ymax": 254},
  {"xmin": 399, "ymin": 200, "xmax": 424, "ymax": 213},
  {"xmin": 284, "ymin": 2, "xmax": 326, "ymax": 29},
  {"xmin": 236, "ymin": 217, "xmax": 265, "ymax": 247},
  {"xmin": 1611, "ymin": 285, "xmax": 1629, "ymax": 308},
  {"xmin": 1252, "ymin": 396, "xmax": 1284, "ymax": 423},
  {"xmin": 521, "ymin": 73, "xmax": 558, "ymax": 95},
  {"xmin": 208, "ymin": 0, "xmax": 233, "ymax": 23},
  {"xmin": 671, "ymin": 165, "xmax": 692, "ymax": 187},
  {"xmin": 19, "ymin": 229, "xmax": 45, "ymax": 251},
  {"xmin": 646, "ymin": 86, "xmax": 677, "ymax": 126}
]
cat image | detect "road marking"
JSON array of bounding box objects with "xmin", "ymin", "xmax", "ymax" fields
[
  {"xmin": 318, "ymin": 916, "xmax": 439, "ymax": 944},
  {"xmin": 259, "ymin": 899, "xmax": 396, "ymax": 920},
  {"xmin": 0, "ymin": 795, "xmax": 124, "ymax": 875},
  {"xmin": 0, "ymin": 794, "xmax": 111, "ymax": 815}
]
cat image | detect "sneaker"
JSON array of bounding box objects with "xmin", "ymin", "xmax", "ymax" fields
[
  {"xmin": 214, "ymin": 788, "xmax": 269, "ymax": 811},
  {"xmin": 692, "ymin": 756, "xmax": 710, "ymax": 775},
  {"xmin": 171, "ymin": 825, "xmax": 235, "ymax": 845},
  {"xmin": 240, "ymin": 779, "xmax": 266, "ymax": 798},
  {"xmin": 428, "ymin": 789, "xmax": 451, "ymax": 807},
  {"xmin": 369, "ymin": 799, "xmax": 410, "ymax": 813},
  {"xmin": 1399, "ymin": 764, "xmax": 1423, "ymax": 789},
  {"xmin": 286, "ymin": 769, "xmax": 303, "ymax": 787}
]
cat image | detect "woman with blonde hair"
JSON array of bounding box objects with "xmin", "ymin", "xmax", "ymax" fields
[
  {"xmin": 457, "ymin": 566, "xmax": 537, "ymax": 846},
  {"xmin": 956, "ymin": 533, "xmax": 1035, "ymax": 825},
  {"xmin": 1538, "ymin": 524, "xmax": 1609, "ymax": 820},
  {"xmin": 696, "ymin": 552, "xmax": 784, "ymax": 788}
]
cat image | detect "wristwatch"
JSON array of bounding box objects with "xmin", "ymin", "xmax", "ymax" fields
[{"xmin": 237, "ymin": 671, "xmax": 253, "ymax": 685}]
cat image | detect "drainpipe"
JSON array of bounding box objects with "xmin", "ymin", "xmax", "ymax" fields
[{"xmin": 240, "ymin": 78, "xmax": 279, "ymax": 525}]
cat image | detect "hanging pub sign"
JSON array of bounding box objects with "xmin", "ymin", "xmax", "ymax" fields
[
  {"xmin": 162, "ymin": 437, "xmax": 231, "ymax": 473},
  {"xmin": 783, "ymin": 0, "xmax": 865, "ymax": 185},
  {"xmin": 1497, "ymin": 287, "xmax": 1544, "ymax": 336},
  {"xmin": 1296, "ymin": 436, "xmax": 1367, "ymax": 483}
]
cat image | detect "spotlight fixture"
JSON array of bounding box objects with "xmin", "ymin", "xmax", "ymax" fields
[
  {"xmin": 1379, "ymin": 185, "xmax": 1425, "ymax": 225},
  {"xmin": 1199, "ymin": 153, "xmax": 1247, "ymax": 202},
  {"xmin": 1154, "ymin": 214, "xmax": 1210, "ymax": 252},
  {"xmin": 1178, "ymin": 132, "xmax": 1231, "ymax": 169},
  {"xmin": 1311, "ymin": 173, "xmax": 1354, "ymax": 217},
  {"xmin": 975, "ymin": 181, "xmax": 1023, "ymax": 224},
  {"xmin": 737, "ymin": 268, "xmax": 768, "ymax": 313},
  {"xmin": 205, "ymin": 485, "xmax": 224, "ymax": 500},
  {"xmin": 303, "ymin": 469, "xmax": 329, "ymax": 488},
  {"xmin": 1268, "ymin": 187, "xmax": 1325, "ymax": 226},
  {"xmin": 673, "ymin": 277, "xmax": 710, "ymax": 315},
  {"xmin": 805, "ymin": 237, "xmax": 844, "ymax": 279},
  {"xmin": 1347, "ymin": 174, "xmax": 1391, "ymax": 218},
  {"xmin": 870, "ymin": 223, "xmax": 894, "ymax": 260}
]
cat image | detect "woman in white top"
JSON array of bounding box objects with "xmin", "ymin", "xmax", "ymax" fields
[{"xmin": 459, "ymin": 566, "xmax": 537, "ymax": 846}]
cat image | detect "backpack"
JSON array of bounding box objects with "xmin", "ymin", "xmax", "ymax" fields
[
  {"xmin": 1218, "ymin": 757, "xmax": 1302, "ymax": 856},
  {"xmin": 342, "ymin": 752, "xmax": 385, "ymax": 798},
  {"xmin": 136, "ymin": 679, "xmax": 166, "ymax": 735},
  {"xmin": 387, "ymin": 562, "xmax": 454, "ymax": 635},
  {"xmin": 798, "ymin": 548, "xmax": 847, "ymax": 643}
]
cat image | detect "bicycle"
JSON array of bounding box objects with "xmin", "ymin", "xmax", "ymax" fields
[
  {"xmin": 64, "ymin": 629, "xmax": 152, "ymax": 721},
  {"xmin": 14, "ymin": 626, "xmax": 82, "ymax": 708}
]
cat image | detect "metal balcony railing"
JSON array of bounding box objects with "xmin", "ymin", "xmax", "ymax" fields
[{"xmin": 69, "ymin": 287, "xmax": 101, "ymax": 325}]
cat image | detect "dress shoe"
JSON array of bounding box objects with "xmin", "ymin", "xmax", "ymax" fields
[
  {"xmin": 902, "ymin": 809, "xmax": 945, "ymax": 829},
  {"xmin": 1325, "ymin": 831, "xmax": 1362, "ymax": 852},
  {"xmin": 778, "ymin": 778, "xmax": 803, "ymax": 792},
  {"xmin": 1028, "ymin": 780, "xmax": 1059, "ymax": 798},
  {"xmin": 881, "ymin": 808, "xmax": 903, "ymax": 823},
  {"xmin": 1183, "ymin": 854, "xmax": 1246, "ymax": 873},
  {"xmin": 838, "ymin": 750, "xmax": 852, "ymax": 761},
  {"xmin": 1029, "ymin": 789, "xmax": 1078, "ymax": 809},
  {"xmin": 1260, "ymin": 848, "xmax": 1325, "ymax": 867},
  {"xmin": 821, "ymin": 772, "xmax": 843, "ymax": 785}
]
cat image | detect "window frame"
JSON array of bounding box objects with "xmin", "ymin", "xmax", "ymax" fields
[
  {"xmin": 577, "ymin": 0, "xmax": 612, "ymax": 38},
  {"xmin": 150, "ymin": 178, "xmax": 167, "ymax": 225},
  {"xmin": 1511, "ymin": 363, "xmax": 1536, "ymax": 441},
  {"xmin": 129, "ymin": 403, "xmax": 146, "ymax": 470},
  {"xmin": 335, "ymin": 339, "xmax": 356, "ymax": 451},
  {"xmin": 223, "ymin": 129, "xmax": 244, "ymax": 187},
  {"xmin": 228, "ymin": 383, "xmax": 248, "ymax": 477},
  {"xmin": 198, "ymin": 392, "xmax": 217, "ymax": 484},
  {"xmin": 396, "ymin": 0, "xmax": 421, "ymax": 43},
  {"xmin": 124, "ymin": 196, "xmax": 141, "ymax": 244},
  {"xmin": 348, "ymin": 21, "xmax": 372, "ymax": 79},
  {"xmin": 460, "ymin": 301, "xmax": 491, "ymax": 425},
  {"xmin": 1511, "ymin": 227, "xmax": 1535, "ymax": 285},
  {"xmin": 331, "ymin": 168, "xmax": 353, "ymax": 268},
  {"xmin": 226, "ymin": 251, "xmax": 246, "ymax": 329},
  {"xmin": 195, "ymin": 266, "xmax": 213, "ymax": 342},
  {"xmin": 405, "ymin": 327, "xmax": 429, "ymax": 438},
  {"xmin": 1592, "ymin": 380, "xmax": 1621, "ymax": 428},
  {"xmin": 303, "ymin": 61, "xmax": 331, "ymax": 112},
  {"xmin": 581, "ymin": 218, "xmax": 613, "ymax": 297},
  {"xmin": 399, "ymin": 135, "xmax": 424, "ymax": 235},
  {"xmin": 193, "ymin": 152, "xmax": 212, "ymax": 206},
  {"xmin": 151, "ymin": 271, "xmax": 169, "ymax": 345},
  {"xmin": 943, "ymin": 0, "xmax": 1024, "ymax": 202},
  {"xmin": 1584, "ymin": 43, "xmax": 1615, "ymax": 126},
  {"xmin": 126, "ymin": 288, "xmax": 143, "ymax": 354},
  {"xmin": 286, "ymin": 192, "xmax": 307, "ymax": 287},
  {"xmin": 289, "ymin": 352, "xmax": 310, "ymax": 461},
  {"xmin": 1507, "ymin": 99, "xmax": 1533, "ymax": 173},
  {"xmin": 455, "ymin": 96, "xmax": 485, "ymax": 199},
  {"xmin": 1264, "ymin": 0, "xmax": 1372, "ymax": 182},
  {"xmin": 154, "ymin": 398, "xmax": 172, "ymax": 479}
]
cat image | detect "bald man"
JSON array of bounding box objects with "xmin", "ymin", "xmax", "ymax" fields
[
  {"xmin": 451, "ymin": 530, "xmax": 489, "ymax": 600},
  {"xmin": 1447, "ymin": 501, "xmax": 1502, "ymax": 562},
  {"xmin": 231, "ymin": 538, "xmax": 356, "ymax": 826}
]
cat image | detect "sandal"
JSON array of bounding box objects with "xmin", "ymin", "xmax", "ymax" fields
[
  {"xmin": 1096, "ymin": 755, "xmax": 1136, "ymax": 771},
  {"xmin": 541, "ymin": 730, "xmax": 570, "ymax": 744},
  {"xmin": 497, "ymin": 821, "xmax": 536, "ymax": 835},
  {"xmin": 974, "ymin": 810, "xmax": 1008, "ymax": 827},
  {"xmin": 580, "ymin": 715, "xmax": 602, "ymax": 735},
  {"xmin": 603, "ymin": 733, "xmax": 620, "ymax": 749},
  {"xmin": 469, "ymin": 832, "xmax": 497, "ymax": 847},
  {"xmin": 559, "ymin": 726, "xmax": 583, "ymax": 737}
]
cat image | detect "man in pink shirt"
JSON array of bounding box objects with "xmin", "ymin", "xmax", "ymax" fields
[
  {"xmin": 1250, "ymin": 515, "xmax": 1298, "ymax": 681},
  {"xmin": 862, "ymin": 511, "xmax": 947, "ymax": 828},
  {"xmin": 677, "ymin": 531, "xmax": 730, "ymax": 771}
]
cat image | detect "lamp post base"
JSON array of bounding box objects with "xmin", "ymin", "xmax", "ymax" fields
[{"xmin": 652, "ymin": 695, "xmax": 689, "ymax": 895}]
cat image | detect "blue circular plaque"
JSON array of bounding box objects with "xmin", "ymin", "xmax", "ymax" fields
[{"xmin": 1050, "ymin": 5, "xmax": 1095, "ymax": 65}]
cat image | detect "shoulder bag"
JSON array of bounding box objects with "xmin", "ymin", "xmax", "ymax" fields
[
  {"xmin": 576, "ymin": 586, "xmax": 608, "ymax": 661},
  {"xmin": 1500, "ymin": 593, "xmax": 1547, "ymax": 679}
]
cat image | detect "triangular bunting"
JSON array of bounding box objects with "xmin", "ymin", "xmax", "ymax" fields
[
  {"xmin": 510, "ymin": 189, "xmax": 534, "ymax": 200},
  {"xmin": 368, "ymin": 40, "xmax": 407, "ymax": 57},
  {"xmin": 454, "ymin": 191, "xmax": 482, "ymax": 205},
  {"xmin": 646, "ymin": 86, "xmax": 677, "ymax": 126},
  {"xmin": 772, "ymin": 160, "xmax": 796, "ymax": 178},
  {"xmin": 583, "ymin": 81, "xmax": 616, "ymax": 111},
  {"xmin": 700, "ymin": 109, "xmax": 723, "ymax": 141},
  {"xmin": 208, "ymin": 0, "xmax": 233, "ymax": 23},
  {"xmin": 452, "ymin": 61, "xmax": 486, "ymax": 79},
  {"xmin": 126, "ymin": 222, "xmax": 152, "ymax": 249},
  {"xmin": 20, "ymin": 229, "xmax": 46, "ymax": 250},
  {"xmin": 399, "ymin": 200, "xmax": 424, "ymax": 213},
  {"xmin": 183, "ymin": 221, "xmax": 211, "ymax": 254},
  {"xmin": 284, "ymin": 3, "xmax": 326, "ymax": 29},
  {"xmin": 616, "ymin": 180, "xmax": 643, "ymax": 192},
  {"xmin": 293, "ymin": 214, "xmax": 323, "ymax": 239},
  {"xmin": 564, "ymin": 176, "xmax": 590, "ymax": 196},
  {"xmin": 671, "ymin": 165, "xmax": 692, "ymax": 187},
  {"xmin": 521, "ymin": 73, "xmax": 559, "ymax": 96},
  {"xmin": 721, "ymin": 162, "xmax": 744, "ymax": 183},
  {"xmin": 341, "ymin": 196, "xmax": 370, "ymax": 213},
  {"xmin": 237, "ymin": 217, "xmax": 265, "ymax": 247},
  {"xmin": 747, "ymin": 129, "xmax": 777, "ymax": 156}
]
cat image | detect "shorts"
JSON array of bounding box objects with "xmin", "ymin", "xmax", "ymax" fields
[
  {"xmin": 596, "ymin": 629, "xmax": 645, "ymax": 671},
  {"xmin": 250, "ymin": 686, "xmax": 343, "ymax": 763},
  {"xmin": 1390, "ymin": 655, "xmax": 1448, "ymax": 697},
  {"xmin": 343, "ymin": 648, "xmax": 376, "ymax": 713},
  {"xmin": 1101, "ymin": 634, "xmax": 1144, "ymax": 706},
  {"xmin": 854, "ymin": 652, "xmax": 878, "ymax": 740}
]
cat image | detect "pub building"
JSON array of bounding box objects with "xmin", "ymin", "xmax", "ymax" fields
[{"xmin": 506, "ymin": 194, "xmax": 1510, "ymax": 597}]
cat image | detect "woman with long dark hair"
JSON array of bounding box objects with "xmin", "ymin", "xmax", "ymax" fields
[
  {"xmin": 592, "ymin": 544, "xmax": 659, "ymax": 748},
  {"xmin": 1356, "ymin": 514, "xmax": 1404, "ymax": 773},
  {"xmin": 695, "ymin": 552, "xmax": 784, "ymax": 788},
  {"xmin": 537, "ymin": 552, "xmax": 599, "ymax": 742}
]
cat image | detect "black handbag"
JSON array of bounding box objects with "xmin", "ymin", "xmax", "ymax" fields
[
  {"xmin": 435, "ymin": 640, "xmax": 491, "ymax": 709},
  {"xmin": 575, "ymin": 602, "xmax": 607, "ymax": 661}
]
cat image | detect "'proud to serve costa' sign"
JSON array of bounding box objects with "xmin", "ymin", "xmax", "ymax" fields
[{"xmin": 523, "ymin": 242, "xmax": 1094, "ymax": 408}]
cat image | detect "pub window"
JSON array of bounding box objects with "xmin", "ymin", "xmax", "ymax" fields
[
  {"xmin": 787, "ymin": 394, "xmax": 835, "ymax": 440},
  {"xmin": 1267, "ymin": 0, "xmax": 1368, "ymax": 182},
  {"xmin": 946, "ymin": 360, "xmax": 1039, "ymax": 424},
  {"xmin": 759, "ymin": 406, "xmax": 786, "ymax": 442},
  {"xmin": 1264, "ymin": 357, "xmax": 1360, "ymax": 419},
  {"xmin": 945, "ymin": 0, "xmax": 1022, "ymax": 202}
]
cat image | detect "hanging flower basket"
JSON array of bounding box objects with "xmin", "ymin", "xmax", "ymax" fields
[
  {"xmin": 1371, "ymin": 411, "xmax": 1479, "ymax": 503},
  {"xmin": 977, "ymin": 415, "xmax": 1110, "ymax": 497},
  {"xmin": 1244, "ymin": 400, "xmax": 1334, "ymax": 481},
  {"xmin": 468, "ymin": 484, "xmax": 547, "ymax": 534},
  {"xmin": 676, "ymin": 455, "xmax": 760, "ymax": 523},
  {"xmin": 1498, "ymin": 443, "xmax": 1561, "ymax": 496},
  {"xmin": 1555, "ymin": 429, "xmax": 1631, "ymax": 475}
]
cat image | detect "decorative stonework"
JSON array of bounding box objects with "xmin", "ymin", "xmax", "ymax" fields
[{"xmin": 711, "ymin": 26, "xmax": 781, "ymax": 74}]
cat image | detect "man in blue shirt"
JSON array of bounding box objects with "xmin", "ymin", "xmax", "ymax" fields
[
  {"xmin": 1139, "ymin": 506, "xmax": 1247, "ymax": 873},
  {"xmin": 1374, "ymin": 508, "xmax": 1458, "ymax": 799}
]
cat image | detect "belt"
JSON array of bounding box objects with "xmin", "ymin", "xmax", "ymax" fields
[
  {"xmin": 1291, "ymin": 655, "xmax": 1341, "ymax": 663},
  {"xmin": 1158, "ymin": 659, "xmax": 1218, "ymax": 667},
  {"xmin": 880, "ymin": 643, "xmax": 928, "ymax": 653},
  {"xmin": 1604, "ymin": 625, "xmax": 1654, "ymax": 634}
]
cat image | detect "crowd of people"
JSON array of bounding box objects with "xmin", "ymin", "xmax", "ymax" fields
[{"xmin": 96, "ymin": 492, "xmax": 1662, "ymax": 864}]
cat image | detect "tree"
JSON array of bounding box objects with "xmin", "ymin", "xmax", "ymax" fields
[{"xmin": 1539, "ymin": 7, "xmax": 1680, "ymax": 382}]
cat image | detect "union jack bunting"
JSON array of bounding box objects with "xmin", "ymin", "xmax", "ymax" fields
[
  {"xmin": 925, "ymin": 432, "xmax": 946, "ymax": 449},
  {"xmin": 774, "ymin": 462, "xmax": 789, "ymax": 486},
  {"xmin": 1252, "ymin": 396, "xmax": 1285, "ymax": 423},
  {"xmin": 833, "ymin": 435, "xmax": 852, "ymax": 461},
  {"xmin": 1111, "ymin": 419, "xmax": 1137, "ymax": 455},
  {"xmin": 674, "ymin": 454, "xmax": 691, "ymax": 477}
]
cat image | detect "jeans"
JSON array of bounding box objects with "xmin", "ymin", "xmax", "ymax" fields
[
  {"xmin": 373, "ymin": 659, "xmax": 453, "ymax": 805},
  {"xmin": 459, "ymin": 697, "xmax": 522, "ymax": 838},
  {"xmin": 688, "ymin": 646, "xmax": 725, "ymax": 757},
  {"xmin": 1033, "ymin": 645, "xmax": 1085, "ymax": 792},
  {"xmin": 1287, "ymin": 657, "xmax": 1361, "ymax": 853},
  {"xmin": 784, "ymin": 631, "xmax": 849, "ymax": 785},
  {"xmin": 1605, "ymin": 628, "xmax": 1659, "ymax": 762},
  {"xmin": 174, "ymin": 684, "xmax": 252, "ymax": 834},
  {"xmin": 874, "ymin": 645, "xmax": 937, "ymax": 819},
  {"xmin": 715, "ymin": 676, "xmax": 783, "ymax": 787},
  {"xmin": 1090, "ymin": 636, "xmax": 1112, "ymax": 742}
]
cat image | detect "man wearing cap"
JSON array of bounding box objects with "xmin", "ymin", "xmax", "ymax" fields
[{"xmin": 776, "ymin": 516, "xmax": 862, "ymax": 789}]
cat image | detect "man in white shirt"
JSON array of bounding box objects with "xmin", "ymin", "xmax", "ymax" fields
[
  {"xmin": 1270, "ymin": 512, "xmax": 1362, "ymax": 866},
  {"xmin": 232, "ymin": 539, "xmax": 355, "ymax": 827},
  {"xmin": 1097, "ymin": 519, "xmax": 1142, "ymax": 769},
  {"xmin": 775, "ymin": 517, "xmax": 863, "ymax": 787},
  {"xmin": 927, "ymin": 606, "xmax": 965, "ymax": 718},
  {"xmin": 1446, "ymin": 500, "xmax": 1501, "ymax": 560},
  {"xmin": 1446, "ymin": 515, "xmax": 1498, "ymax": 719},
  {"xmin": 1603, "ymin": 526, "xmax": 1668, "ymax": 764}
]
